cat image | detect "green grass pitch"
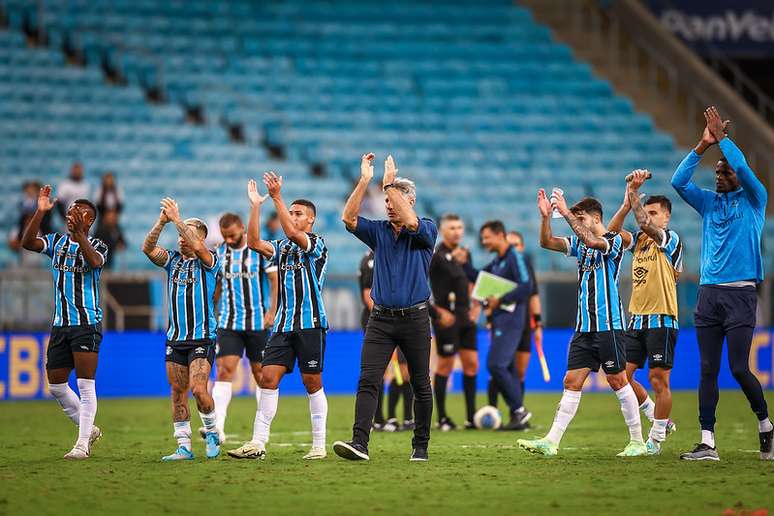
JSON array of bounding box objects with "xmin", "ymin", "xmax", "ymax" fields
[{"xmin": 1, "ymin": 391, "xmax": 772, "ymax": 516}]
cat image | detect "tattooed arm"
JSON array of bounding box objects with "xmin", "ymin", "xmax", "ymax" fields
[
  {"xmin": 628, "ymin": 171, "xmax": 665, "ymax": 244},
  {"xmin": 142, "ymin": 211, "xmax": 170, "ymax": 267},
  {"xmin": 552, "ymin": 190, "xmax": 609, "ymax": 252},
  {"xmin": 161, "ymin": 198, "xmax": 214, "ymax": 268}
]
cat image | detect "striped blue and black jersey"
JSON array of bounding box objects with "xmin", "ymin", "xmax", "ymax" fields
[
  {"xmin": 269, "ymin": 233, "xmax": 328, "ymax": 333},
  {"xmin": 163, "ymin": 250, "xmax": 221, "ymax": 341},
  {"xmin": 216, "ymin": 243, "xmax": 277, "ymax": 331},
  {"xmin": 38, "ymin": 233, "xmax": 108, "ymax": 327},
  {"xmin": 565, "ymin": 232, "xmax": 626, "ymax": 332}
]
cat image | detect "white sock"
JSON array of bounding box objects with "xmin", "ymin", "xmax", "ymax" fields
[
  {"xmin": 701, "ymin": 429, "xmax": 715, "ymax": 448},
  {"xmin": 174, "ymin": 421, "xmax": 192, "ymax": 451},
  {"xmin": 255, "ymin": 386, "xmax": 262, "ymax": 410},
  {"xmin": 49, "ymin": 382, "xmax": 80, "ymax": 425},
  {"xmin": 199, "ymin": 409, "xmax": 217, "ymax": 434},
  {"xmin": 76, "ymin": 379, "xmax": 97, "ymax": 448},
  {"xmin": 251, "ymin": 388, "xmax": 279, "ymax": 445},
  {"xmin": 758, "ymin": 417, "xmax": 773, "ymax": 433},
  {"xmin": 308, "ymin": 388, "xmax": 328, "ymax": 449},
  {"xmin": 650, "ymin": 418, "xmax": 668, "ymax": 442},
  {"xmin": 212, "ymin": 381, "xmax": 232, "ymax": 433},
  {"xmin": 546, "ymin": 389, "xmax": 582, "ymax": 445},
  {"xmin": 639, "ymin": 396, "xmax": 655, "ymax": 423},
  {"xmin": 615, "ymin": 384, "xmax": 643, "ymax": 443}
]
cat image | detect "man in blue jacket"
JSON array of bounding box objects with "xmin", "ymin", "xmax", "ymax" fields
[
  {"xmin": 461, "ymin": 220, "xmax": 533, "ymax": 430},
  {"xmin": 672, "ymin": 106, "xmax": 772, "ymax": 461}
]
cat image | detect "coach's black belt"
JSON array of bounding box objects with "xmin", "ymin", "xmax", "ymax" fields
[{"xmin": 373, "ymin": 302, "xmax": 427, "ymax": 317}]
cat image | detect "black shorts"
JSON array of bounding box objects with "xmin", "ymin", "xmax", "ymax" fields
[
  {"xmin": 567, "ymin": 330, "xmax": 626, "ymax": 374},
  {"xmin": 433, "ymin": 321, "xmax": 477, "ymax": 357},
  {"xmin": 623, "ymin": 327, "xmax": 677, "ymax": 370},
  {"xmin": 694, "ymin": 284, "xmax": 757, "ymax": 330},
  {"xmin": 517, "ymin": 323, "xmax": 532, "ymax": 353},
  {"xmin": 166, "ymin": 339, "xmax": 216, "ymax": 367},
  {"xmin": 262, "ymin": 328, "xmax": 326, "ymax": 373},
  {"xmin": 47, "ymin": 323, "xmax": 102, "ymax": 370},
  {"xmin": 216, "ymin": 329, "xmax": 269, "ymax": 362}
]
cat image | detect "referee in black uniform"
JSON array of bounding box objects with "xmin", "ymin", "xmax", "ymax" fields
[
  {"xmin": 430, "ymin": 213, "xmax": 479, "ymax": 430},
  {"xmin": 334, "ymin": 153, "xmax": 438, "ymax": 462}
]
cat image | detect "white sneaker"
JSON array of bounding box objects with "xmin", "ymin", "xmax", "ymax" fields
[
  {"xmin": 64, "ymin": 443, "xmax": 89, "ymax": 460},
  {"xmin": 303, "ymin": 447, "xmax": 327, "ymax": 460},
  {"xmin": 89, "ymin": 425, "xmax": 103, "ymax": 447}
]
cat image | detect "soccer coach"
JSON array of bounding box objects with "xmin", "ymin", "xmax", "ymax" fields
[{"xmin": 333, "ymin": 153, "xmax": 438, "ymax": 462}]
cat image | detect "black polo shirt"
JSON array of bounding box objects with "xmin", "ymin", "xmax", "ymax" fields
[{"xmin": 429, "ymin": 242, "xmax": 471, "ymax": 318}]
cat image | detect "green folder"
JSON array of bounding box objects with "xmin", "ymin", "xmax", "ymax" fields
[{"xmin": 472, "ymin": 271, "xmax": 518, "ymax": 302}]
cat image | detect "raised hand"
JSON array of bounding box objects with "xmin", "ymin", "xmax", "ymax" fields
[
  {"xmin": 704, "ymin": 106, "xmax": 730, "ymax": 143},
  {"xmin": 550, "ymin": 189, "xmax": 570, "ymax": 217},
  {"xmin": 160, "ymin": 198, "xmax": 181, "ymax": 223},
  {"xmin": 158, "ymin": 207, "xmax": 170, "ymax": 224},
  {"xmin": 247, "ymin": 179, "xmax": 269, "ymax": 207},
  {"xmin": 361, "ymin": 152, "xmax": 375, "ymax": 182},
  {"xmin": 537, "ymin": 189, "xmax": 552, "ymax": 218},
  {"xmin": 37, "ymin": 185, "xmax": 56, "ymax": 212},
  {"xmin": 263, "ymin": 171, "xmax": 283, "ymax": 199},
  {"xmin": 628, "ymin": 169, "xmax": 650, "ymax": 191},
  {"xmin": 383, "ymin": 154, "xmax": 397, "ymax": 188}
]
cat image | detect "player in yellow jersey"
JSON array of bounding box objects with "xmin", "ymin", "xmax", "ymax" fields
[{"xmin": 609, "ymin": 170, "xmax": 683, "ymax": 455}]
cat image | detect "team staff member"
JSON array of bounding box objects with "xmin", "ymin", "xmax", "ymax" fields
[
  {"xmin": 335, "ymin": 153, "xmax": 437, "ymax": 462},
  {"xmin": 461, "ymin": 221, "xmax": 533, "ymax": 431},
  {"xmin": 487, "ymin": 231, "xmax": 543, "ymax": 413},
  {"xmin": 359, "ymin": 249, "xmax": 413, "ymax": 432},
  {"xmin": 672, "ymin": 106, "xmax": 772, "ymax": 461},
  {"xmin": 430, "ymin": 213, "xmax": 479, "ymax": 431}
]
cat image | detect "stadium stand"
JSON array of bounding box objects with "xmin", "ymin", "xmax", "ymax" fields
[{"xmin": 0, "ymin": 0, "xmax": 755, "ymax": 275}]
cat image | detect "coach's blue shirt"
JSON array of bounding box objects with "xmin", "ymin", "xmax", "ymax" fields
[
  {"xmin": 671, "ymin": 137, "xmax": 766, "ymax": 285},
  {"xmin": 349, "ymin": 216, "xmax": 438, "ymax": 308},
  {"xmin": 164, "ymin": 250, "xmax": 220, "ymax": 341}
]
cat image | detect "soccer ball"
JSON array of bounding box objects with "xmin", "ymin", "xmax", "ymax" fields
[{"xmin": 473, "ymin": 405, "xmax": 502, "ymax": 430}]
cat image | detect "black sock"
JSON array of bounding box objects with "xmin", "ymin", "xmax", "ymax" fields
[
  {"xmin": 487, "ymin": 378, "xmax": 498, "ymax": 407},
  {"xmin": 374, "ymin": 379, "xmax": 385, "ymax": 424},
  {"xmin": 463, "ymin": 374, "xmax": 477, "ymax": 423},
  {"xmin": 387, "ymin": 379, "xmax": 401, "ymax": 420},
  {"xmin": 402, "ymin": 382, "xmax": 414, "ymax": 421},
  {"xmin": 434, "ymin": 374, "xmax": 448, "ymax": 421}
]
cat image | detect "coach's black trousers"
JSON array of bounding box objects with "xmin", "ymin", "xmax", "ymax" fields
[{"xmin": 352, "ymin": 307, "xmax": 432, "ymax": 449}]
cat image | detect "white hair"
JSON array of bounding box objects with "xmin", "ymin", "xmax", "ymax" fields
[{"xmin": 392, "ymin": 177, "xmax": 416, "ymax": 201}]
